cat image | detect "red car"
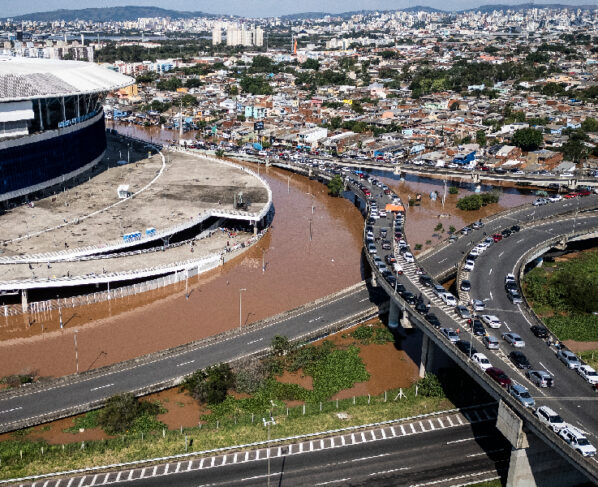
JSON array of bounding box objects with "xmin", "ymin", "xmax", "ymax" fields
[
  {"xmin": 578, "ymin": 190, "xmax": 591, "ymax": 197},
  {"xmin": 492, "ymin": 233, "xmax": 503, "ymax": 242},
  {"xmin": 563, "ymin": 193, "xmax": 579, "ymax": 199},
  {"xmin": 486, "ymin": 367, "xmax": 512, "ymax": 388}
]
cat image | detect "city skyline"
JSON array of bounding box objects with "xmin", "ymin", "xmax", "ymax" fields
[{"xmin": 2, "ymin": 0, "xmax": 594, "ymax": 19}]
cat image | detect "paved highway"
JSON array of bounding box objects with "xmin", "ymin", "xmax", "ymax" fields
[
  {"xmin": 419, "ymin": 194, "xmax": 598, "ymax": 280},
  {"xmin": 23, "ymin": 406, "xmax": 508, "ymax": 487},
  {"xmin": 0, "ymin": 284, "xmax": 385, "ymax": 432},
  {"xmin": 463, "ymin": 214, "xmax": 598, "ymax": 441}
]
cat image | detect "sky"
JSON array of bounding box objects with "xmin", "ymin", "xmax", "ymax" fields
[{"xmin": 0, "ymin": 0, "xmax": 592, "ymax": 18}]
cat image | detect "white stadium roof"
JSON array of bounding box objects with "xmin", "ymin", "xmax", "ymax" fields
[{"xmin": 0, "ymin": 56, "xmax": 134, "ymax": 102}]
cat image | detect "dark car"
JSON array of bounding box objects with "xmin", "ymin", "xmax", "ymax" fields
[
  {"xmin": 456, "ymin": 340, "xmax": 478, "ymax": 356},
  {"xmin": 400, "ymin": 291, "xmax": 417, "ymax": 305},
  {"xmin": 509, "ymin": 350, "xmax": 532, "ymax": 369},
  {"xmin": 486, "ymin": 367, "xmax": 512, "ymax": 388},
  {"xmin": 471, "ymin": 319, "xmax": 485, "ymax": 336},
  {"xmin": 530, "ymin": 325, "xmax": 548, "ymax": 338},
  {"xmin": 385, "ymin": 254, "xmax": 397, "ymax": 265},
  {"xmin": 425, "ymin": 313, "xmax": 441, "ymax": 328},
  {"xmin": 385, "ymin": 274, "xmax": 397, "ymax": 287},
  {"xmin": 419, "ymin": 275, "xmax": 433, "ymax": 287},
  {"xmin": 510, "ymin": 225, "xmax": 521, "ymax": 233},
  {"xmin": 415, "ymin": 299, "xmax": 430, "ymax": 314},
  {"xmin": 460, "ymin": 280, "xmax": 471, "ymax": 292},
  {"xmin": 395, "ymin": 283, "xmax": 406, "ymax": 294},
  {"xmin": 381, "ymin": 240, "xmax": 392, "ymax": 250},
  {"xmin": 501, "ymin": 229, "xmax": 512, "ymax": 238}
]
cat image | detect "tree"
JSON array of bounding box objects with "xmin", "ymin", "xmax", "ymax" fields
[
  {"xmin": 185, "ymin": 77, "xmax": 202, "ymax": 88},
  {"xmin": 156, "ymin": 77, "xmax": 183, "ymax": 92},
  {"xmin": 227, "ymin": 85, "xmax": 239, "ymax": 96},
  {"xmin": 512, "ymin": 128, "xmax": 543, "ymax": 152},
  {"xmin": 271, "ymin": 335, "xmax": 293, "ymax": 356},
  {"xmin": 180, "ymin": 94, "xmax": 198, "ymax": 107},
  {"xmin": 302, "ymin": 58, "xmax": 320, "ymax": 71},
  {"xmin": 183, "ymin": 364, "xmax": 234, "ymax": 405},
  {"xmin": 215, "ymin": 149, "xmax": 225, "ymax": 158},
  {"xmin": 98, "ymin": 393, "xmax": 161, "ymax": 434},
  {"xmin": 327, "ymin": 175, "xmax": 344, "ymax": 197},
  {"xmin": 475, "ymin": 130, "xmax": 487, "ymax": 147},
  {"xmin": 581, "ymin": 117, "xmax": 598, "ymax": 133}
]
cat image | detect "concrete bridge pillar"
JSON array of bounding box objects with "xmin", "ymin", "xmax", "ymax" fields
[
  {"xmin": 496, "ymin": 400, "xmax": 587, "ymax": 487},
  {"xmin": 472, "ymin": 172, "xmax": 480, "ymax": 184},
  {"xmin": 308, "ymin": 168, "xmax": 313, "ymax": 177},
  {"xmin": 419, "ymin": 333, "xmax": 431, "ymax": 378},
  {"xmin": 253, "ymin": 222, "xmax": 258, "ymax": 236},
  {"xmin": 393, "ymin": 165, "xmax": 400, "ymax": 175},
  {"xmin": 567, "ymin": 179, "xmax": 577, "ymax": 190},
  {"xmin": 400, "ymin": 308, "xmax": 413, "ymax": 329},
  {"xmin": 388, "ymin": 300, "xmax": 400, "ymax": 329},
  {"xmin": 21, "ymin": 290, "xmax": 28, "ymax": 313}
]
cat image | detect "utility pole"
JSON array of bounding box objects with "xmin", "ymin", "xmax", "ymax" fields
[{"xmin": 239, "ymin": 288, "xmax": 247, "ymax": 330}]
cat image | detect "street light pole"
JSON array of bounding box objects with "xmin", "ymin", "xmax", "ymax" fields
[
  {"xmin": 263, "ymin": 416, "xmax": 276, "ymax": 487},
  {"xmin": 57, "ymin": 295, "xmax": 63, "ymax": 329},
  {"xmin": 74, "ymin": 330, "xmax": 79, "ymax": 373},
  {"xmin": 262, "ymin": 249, "xmax": 266, "ymax": 273},
  {"xmin": 239, "ymin": 288, "xmax": 247, "ymax": 330}
]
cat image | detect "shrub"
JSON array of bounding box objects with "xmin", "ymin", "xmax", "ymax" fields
[
  {"xmin": 456, "ymin": 192, "xmax": 500, "ymax": 211},
  {"xmin": 98, "ymin": 393, "xmax": 163, "ymax": 434},
  {"xmin": 351, "ymin": 325, "xmax": 374, "ymax": 342},
  {"xmin": 417, "ymin": 373, "xmax": 444, "ymax": 397},
  {"xmin": 183, "ymin": 363, "xmax": 235, "ymax": 405},
  {"xmin": 234, "ymin": 357, "xmax": 269, "ymax": 394},
  {"xmin": 449, "ymin": 186, "xmax": 459, "ymax": 195}
]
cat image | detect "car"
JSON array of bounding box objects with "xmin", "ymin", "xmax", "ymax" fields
[
  {"xmin": 393, "ymin": 263, "xmax": 404, "ymax": 275},
  {"xmin": 385, "ymin": 274, "xmax": 397, "ymax": 287},
  {"xmin": 483, "ymin": 335, "xmax": 500, "ymax": 350},
  {"xmin": 576, "ymin": 365, "xmax": 598, "ymax": 385},
  {"xmin": 456, "ymin": 340, "xmax": 477, "ymax": 356},
  {"xmin": 440, "ymin": 327, "xmax": 460, "ymax": 343},
  {"xmin": 558, "ymin": 349, "xmax": 581, "ymax": 369},
  {"xmin": 471, "ymin": 319, "xmax": 485, "ymax": 336},
  {"xmin": 460, "ymin": 280, "xmax": 471, "ymax": 292},
  {"xmin": 563, "ymin": 192, "xmax": 578, "ymax": 199},
  {"xmin": 492, "ymin": 233, "xmax": 503, "ymax": 242},
  {"xmin": 415, "ymin": 299, "xmax": 430, "ymax": 314},
  {"xmin": 384, "ymin": 254, "xmax": 397, "ymax": 265},
  {"xmin": 461, "ymin": 227, "xmax": 472, "ymax": 235},
  {"xmin": 472, "ymin": 220, "xmax": 484, "ymax": 229},
  {"xmin": 401, "ymin": 291, "xmax": 417, "ymax": 305},
  {"xmin": 381, "ymin": 240, "xmax": 392, "ymax": 250},
  {"xmin": 455, "ymin": 305, "xmax": 471, "ymax": 319},
  {"xmin": 509, "ymin": 350, "xmax": 532, "ymax": 369},
  {"xmin": 535, "ymin": 406, "xmax": 566, "ymax": 432},
  {"xmin": 510, "ymin": 224, "xmax": 521, "ymax": 232},
  {"xmin": 503, "ymin": 332, "xmax": 525, "ymax": 347},
  {"xmin": 530, "ymin": 325, "xmax": 548, "ymax": 338},
  {"xmin": 472, "ymin": 352, "xmax": 492, "ymax": 370},
  {"xmin": 425, "ymin": 312, "xmax": 441, "ymax": 328},
  {"xmin": 471, "ymin": 299, "xmax": 485, "ymax": 312},
  {"xmin": 533, "ymin": 198, "xmax": 548, "ymax": 206},
  {"xmin": 507, "ymin": 291, "xmax": 523, "ymax": 304},
  {"xmin": 419, "ymin": 275, "xmax": 433, "ymax": 287},
  {"xmin": 463, "ymin": 259, "xmax": 475, "ymax": 272},
  {"xmin": 481, "ymin": 315, "xmax": 502, "ymax": 328},
  {"xmin": 469, "ymin": 247, "xmax": 481, "ymax": 257},
  {"xmin": 548, "ymin": 194, "xmax": 563, "ymax": 202},
  {"xmin": 558, "ymin": 426, "xmax": 597, "ymax": 457},
  {"xmin": 508, "ymin": 383, "xmax": 535, "ymax": 408},
  {"xmin": 367, "ymin": 243, "xmax": 377, "ymax": 254},
  {"xmin": 505, "ymin": 273, "xmax": 516, "ymax": 284},
  {"xmin": 486, "ymin": 367, "xmax": 511, "ymax": 388},
  {"xmin": 526, "ymin": 370, "xmax": 554, "ymax": 388},
  {"xmin": 501, "ymin": 229, "xmax": 512, "ymax": 238},
  {"xmin": 441, "ymin": 293, "xmax": 457, "ymax": 306},
  {"xmin": 403, "ymin": 252, "xmax": 415, "ymax": 263},
  {"xmin": 378, "ymin": 263, "xmax": 388, "ymax": 273}
]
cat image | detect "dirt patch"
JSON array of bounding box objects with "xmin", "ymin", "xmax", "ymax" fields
[
  {"xmin": 150, "ymin": 387, "xmax": 205, "ymax": 430},
  {"xmin": 277, "ymin": 369, "xmax": 314, "ymax": 390},
  {"xmin": 562, "ymin": 341, "xmax": 598, "ymax": 353}
]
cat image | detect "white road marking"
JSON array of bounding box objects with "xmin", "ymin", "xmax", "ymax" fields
[
  {"xmin": 498, "ymin": 251, "xmax": 504, "ymax": 258},
  {"xmin": 90, "ymin": 383, "xmax": 113, "ymax": 392},
  {"xmin": 369, "ymin": 467, "xmax": 411, "ymax": 476},
  {"xmin": 438, "ymin": 258, "xmax": 448, "ymax": 264},
  {"xmin": 176, "ymin": 359, "xmax": 195, "ymax": 367},
  {"xmin": 409, "ymin": 471, "xmax": 499, "ymax": 487},
  {"xmin": 353, "ymin": 453, "xmax": 393, "ymax": 462},
  {"xmin": 446, "ymin": 435, "xmax": 489, "ymax": 445},
  {"xmin": 538, "ymin": 362, "xmax": 554, "ymax": 376},
  {"xmin": 247, "ymin": 338, "xmax": 263, "ymax": 345},
  {"xmin": 489, "ymin": 291, "xmax": 493, "ymax": 300},
  {"xmin": 488, "ymin": 268, "xmax": 493, "ymax": 276},
  {"xmin": 503, "ymin": 321, "xmax": 511, "ymax": 331},
  {"xmin": 0, "ymin": 406, "xmax": 22, "ymax": 415},
  {"xmin": 315, "ymin": 479, "xmax": 351, "ymax": 486},
  {"xmin": 308, "ymin": 316, "xmax": 323, "ymax": 323},
  {"xmin": 359, "ymin": 297, "xmax": 370, "ymax": 302},
  {"xmin": 467, "ymin": 448, "xmax": 506, "ymax": 457}
]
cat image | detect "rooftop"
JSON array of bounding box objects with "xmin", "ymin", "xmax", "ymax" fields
[{"xmin": 0, "ymin": 56, "xmax": 134, "ymax": 102}]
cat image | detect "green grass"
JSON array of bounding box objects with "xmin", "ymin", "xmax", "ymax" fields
[
  {"xmin": 0, "ymin": 385, "xmax": 454, "ymax": 480},
  {"xmin": 544, "ymin": 314, "xmax": 598, "ymax": 342},
  {"xmin": 578, "ymin": 350, "xmax": 598, "ymax": 369}
]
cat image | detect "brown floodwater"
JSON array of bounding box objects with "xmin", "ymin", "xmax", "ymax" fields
[
  {"xmin": 0, "ymin": 166, "xmax": 364, "ymax": 377},
  {"xmin": 0, "ymin": 125, "xmax": 538, "ymax": 379}
]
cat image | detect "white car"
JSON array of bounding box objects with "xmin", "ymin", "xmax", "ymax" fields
[
  {"xmin": 576, "ymin": 365, "xmax": 598, "ymax": 385},
  {"xmin": 472, "ymin": 353, "xmax": 492, "ymax": 370},
  {"xmin": 473, "ymin": 245, "xmax": 486, "ymax": 254},
  {"xmin": 559, "ymin": 426, "xmax": 597, "ymax": 457},
  {"xmin": 481, "ymin": 315, "xmax": 502, "ymax": 329},
  {"xmin": 403, "ymin": 252, "xmax": 415, "ymax": 263},
  {"xmin": 548, "ymin": 194, "xmax": 563, "ymax": 202},
  {"xmin": 441, "ymin": 293, "xmax": 457, "ymax": 306},
  {"xmin": 469, "ymin": 247, "xmax": 481, "ymax": 257},
  {"xmin": 464, "ymin": 259, "xmax": 475, "ymax": 272},
  {"xmin": 471, "ymin": 299, "xmax": 485, "ymax": 312}
]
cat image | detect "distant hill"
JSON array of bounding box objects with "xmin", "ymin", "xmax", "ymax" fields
[
  {"xmin": 462, "ymin": 3, "xmax": 596, "ymax": 12},
  {"xmin": 3, "ymin": 6, "xmax": 218, "ymax": 22},
  {"xmin": 4, "ymin": 3, "xmax": 596, "ymax": 22}
]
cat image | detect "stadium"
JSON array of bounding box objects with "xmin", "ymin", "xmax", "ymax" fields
[{"xmin": 0, "ymin": 56, "xmax": 133, "ymax": 202}]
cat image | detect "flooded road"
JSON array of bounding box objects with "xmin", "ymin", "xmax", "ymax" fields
[{"xmin": 0, "ymin": 124, "xmax": 538, "ymax": 378}]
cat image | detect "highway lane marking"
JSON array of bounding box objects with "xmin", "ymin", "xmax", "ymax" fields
[
  {"xmin": 488, "ymin": 268, "xmax": 492, "ymax": 276},
  {"xmin": 359, "ymin": 297, "xmax": 370, "ymax": 302},
  {"xmin": 176, "ymin": 360, "xmax": 195, "ymax": 367},
  {"xmin": 517, "ymin": 238, "xmax": 524, "ymax": 244},
  {"xmin": 0, "ymin": 406, "xmax": 22, "ymax": 415},
  {"xmin": 539, "ymin": 397, "xmax": 598, "ymax": 401},
  {"xmin": 538, "ymin": 362, "xmax": 554, "ymax": 376},
  {"xmin": 90, "ymin": 383, "xmax": 113, "ymax": 392},
  {"xmin": 315, "ymin": 479, "xmax": 351, "ymax": 486},
  {"xmin": 308, "ymin": 316, "xmax": 323, "ymax": 323},
  {"xmin": 353, "ymin": 453, "xmax": 393, "ymax": 462},
  {"xmin": 438, "ymin": 258, "xmax": 448, "ymax": 264},
  {"xmin": 503, "ymin": 321, "xmax": 511, "ymax": 332},
  {"xmin": 409, "ymin": 470, "xmax": 500, "ymax": 487},
  {"xmin": 498, "ymin": 251, "xmax": 504, "ymax": 258},
  {"xmin": 247, "ymin": 338, "xmax": 264, "ymax": 345},
  {"xmin": 446, "ymin": 435, "xmax": 490, "ymax": 444},
  {"xmin": 466, "ymin": 448, "xmax": 506, "ymax": 457},
  {"xmin": 489, "ymin": 292, "xmax": 493, "ymax": 300},
  {"xmin": 369, "ymin": 467, "xmax": 411, "ymax": 476}
]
